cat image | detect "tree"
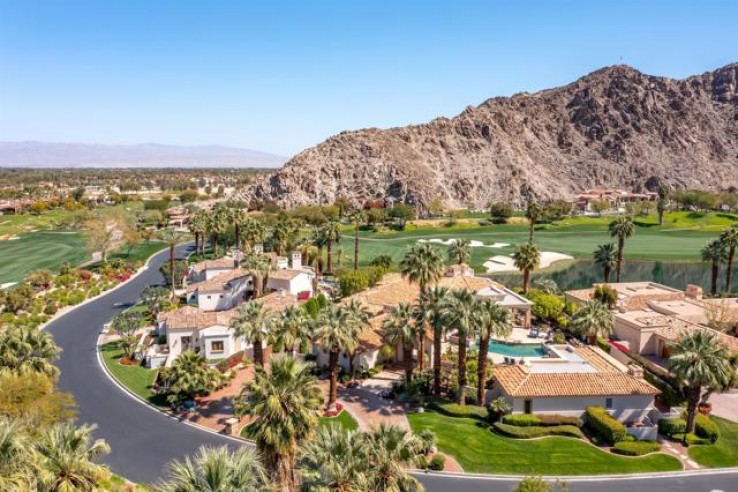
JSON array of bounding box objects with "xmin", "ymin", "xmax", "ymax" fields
[
  {"xmin": 271, "ymin": 305, "xmax": 311, "ymax": 357},
  {"xmin": 657, "ymin": 185, "xmax": 669, "ymax": 226},
  {"xmin": 313, "ymin": 305, "xmax": 359, "ymax": 410},
  {"xmin": 570, "ymin": 301, "xmax": 613, "ymax": 343},
  {"xmin": 110, "ymin": 310, "xmax": 145, "ymax": 359},
  {"xmin": 667, "ymin": 331, "xmax": 733, "ymax": 435},
  {"xmin": 515, "ymin": 476, "xmax": 569, "ymax": 492},
  {"xmin": 720, "ymin": 227, "xmax": 738, "ymax": 293},
  {"xmin": 400, "ymin": 243, "xmax": 444, "ymax": 295},
  {"xmin": 230, "ymin": 208, "xmax": 249, "ymax": 252},
  {"xmin": 473, "ymin": 299, "xmax": 511, "ymax": 405},
  {"xmin": 235, "ymin": 357, "xmax": 322, "ymax": 492},
  {"xmin": 525, "ymin": 201, "xmax": 542, "ymax": 242},
  {"xmin": 361, "ymin": 424, "xmax": 425, "ymax": 492},
  {"xmin": 388, "ymin": 203, "xmax": 415, "ymax": 230},
  {"xmin": 418, "ymin": 286, "xmax": 450, "ymax": 396},
  {"xmin": 158, "ymin": 228, "xmax": 185, "ymax": 298},
  {"xmin": 350, "ymin": 209, "xmax": 365, "ymax": 271},
  {"xmin": 0, "ymin": 418, "xmax": 35, "ymax": 492},
  {"xmin": 448, "ymin": 238, "xmax": 471, "ymax": 265},
  {"xmin": 35, "ymin": 422, "xmax": 110, "ymax": 492},
  {"xmin": 489, "ymin": 202, "xmax": 513, "ymax": 222},
  {"xmin": 701, "ymin": 240, "xmax": 727, "ymax": 296},
  {"xmin": 230, "ymin": 302, "xmax": 272, "ymax": 367},
  {"xmin": 25, "ymin": 268, "xmax": 54, "ymax": 291},
  {"xmin": 83, "ymin": 213, "xmax": 124, "ymax": 262},
  {"xmin": 444, "ymin": 289, "xmax": 477, "ymax": 405},
  {"xmin": 161, "ymin": 351, "xmax": 222, "ymax": 402},
  {"xmin": 299, "ymin": 425, "xmax": 370, "ymax": 491},
  {"xmin": 188, "ymin": 209, "xmax": 208, "ymax": 255},
  {"xmin": 140, "ymin": 285, "xmax": 170, "ymax": 318},
  {"xmin": 593, "ymin": 243, "xmax": 617, "ymax": 284},
  {"xmin": 512, "ymin": 243, "xmax": 541, "ymax": 294},
  {"xmin": 0, "ymin": 327, "xmax": 60, "ymax": 378},
  {"xmin": 0, "ymin": 372, "xmax": 75, "ymax": 429},
  {"xmin": 207, "ymin": 205, "xmax": 230, "ymax": 258},
  {"xmin": 321, "ymin": 219, "xmax": 341, "ymax": 273},
  {"xmin": 370, "ymin": 254, "xmax": 393, "ymax": 270},
  {"xmin": 609, "ymin": 216, "xmax": 635, "ymax": 282},
  {"xmin": 383, "ymin": 303, "xmax": 419, "ymax": 386},
  {"xmin": 242, "ymin": 253, "xmax": 272, "ymax": 299},
  {"xmin": 590, "ymin": 200, "xmax": 611, "ymax": 216},
  {"xmin": 343, "ymin": 299, "xmax": 370, "ymax": 380},
  {"xmin": 155, "ymin": 446, "xmax": 269, "ymax": 492},
  {"xmin": 592, "ymin": 284, "xmax": 618, "ymax": 308},
  {"xmin": 242, "ymin": 217, "xmax": 267, "ymax": 253}
]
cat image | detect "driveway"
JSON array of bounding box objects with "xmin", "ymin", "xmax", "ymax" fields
[{"xmin": 709, "ymin": 391, "xmax": 738, "ymax": 422}]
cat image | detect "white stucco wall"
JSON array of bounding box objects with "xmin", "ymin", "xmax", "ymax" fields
[
  {"xmin": 510, "ymin": 394, "xmax": 655, "ymax": 422},
  {"xmin": 266, "ymin": 273, "xmax": 313, "ymax": 296},
  {"xmin": 196, "ymin": 276, "xmax": 252, "ymax": 311}
]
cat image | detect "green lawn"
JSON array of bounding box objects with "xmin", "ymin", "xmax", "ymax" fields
[
  {"xmin": 100, "ymin": 342, "xmax": 165, "ymax": 407},
  {"xmin": 689, "ymin": 416, "xmax": 738, "ymax": 468},
  {"xmin": 0, "ymin": 231, "xmax": 89, "ymax": 285},
  {"xmin": 319, "ymin": 410, "xmax": 359, "ymax": 432},
  {"xmin": 408, "ymin": 411, "xmax": 682, "ymax": 475},
  {"xmin": 90, "ymin": 240, "xmax": 167, "ymax": 267}
]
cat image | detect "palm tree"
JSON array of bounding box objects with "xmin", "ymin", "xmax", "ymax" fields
[
  {"xmin": 383, "ymin": 303, "xmax": 419, "ymax": 386},
  {"xmin": 313, "ymin": 305, "xmax": 360, "ymax": 410},
  {"xmin": 158, "ymin": 228, "xmax": 185, "ymax": 298},
  {"xmin": 272, "ymin": 218, "xmax": 296, "ymax": 256},
  {"xmin": 720, "ymin": 227, "xmax": 738, "ymax": 293},
  {"xmin": 343, "ymin": 299, "xmax": 370, "ymax": 380},
  {"xmin": 609, "ymin": 216, "xmax": 635, "ymax": 282},
  {"xmin": 235, "ymin": 357, "xmax": 322, "ymax": 492},
  {"xmin": 299, "ymin": 425, "xmax": 370, "ymax": 492},
  {"xmin": 418, "ymin": 286, "xmax": 450, "ymax": 396},
  {"xmin": 242, "ymin": 216, "xmax": 267, "ymax": 253},
  {"xmin": 35, "ymin": 422, "xmax": 110, "ymax": 492},
  {"xmin": 0, "ymin": 326, "xmax": 60, "ymax": 378},
  {"xmin": 593, "ymin": 243, "xmax": 618, "ymax": 283},
  {"xmin": 448, "ymin": 238, "xmax": 472, "ymax": 265},
  {"xmin": 321, "ymin": 220, "xmax": 341, "ymax": 273},
  {"xmin": 701, "ymin": 240, "xmax": 727, "ymax": 296},
  {"xmin": 162, "ymin": 351, "xmax": 222, "ymax": 402},
  {"xmin": 242, "ymin": 252, "xmax": 272, "ymax": 299},
  {"xmin": 230, "ymin": 208, "xmax": 249, "ymax": 252},
  {"xmin": 570, "ymin": 301, "xmax": 613, "ymax": 344},
  {"xmin": 0, "ymin": 419, "xmax": 34, "ymax": 492},
  {"xmin": 525, "ymin": 201, "xmax": 542, "ymax": 242},
  {"xmin": 230, "ymin": 302, "xmax": 272, "ymax": 367},
  {"xmin": 208, "ymin": 205, "xmax": 230, "ymax": 258},
  {"xmin": 444, "ymin": 289, "xmax": 477, "ymax": 405},
  {"xmin": 155, "ymin": 446, "xmax": 269, "ymax": 492},
  {"xmin": 188, "ymin": 210, "xmax": 208, "ymax": 256},
  {"xmin": 362, "ymin": 424, "xmax": 425, "ymax": 492},
  {"xmin": 400, "ymin": 243, "xmax": 444, "ymax": 295},
  {"xmin": 350, "ymin": 209, "xmax": 365, "ymax": 271},
  {"xmin": 657, "ymin": 184, "xmax": 669, "ymax": 226},
  {"xmin": 473, "ymin": 299, "xmax": 511, "ymax": 405},
  {"xmin": 512, "ymin": 243, "xmax": 541, "ymax": 294},
  {"xmin": 271, "ymin": 305, "xmax": 310, "ymax": 357},
  {"xmin": 667, "ymin": 331, "xmax": 733, "ymax": 434}
]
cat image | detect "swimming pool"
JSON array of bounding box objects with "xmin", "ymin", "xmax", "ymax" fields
[{"xmin": 487, "ymin": 341, "xmax": 545, "ymax": 357}]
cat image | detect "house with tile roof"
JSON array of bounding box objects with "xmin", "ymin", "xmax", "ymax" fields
[
  {"xmin": 492, "ymin": 344, "xmax": 659, "ymax": 427},
  {"xmin": 265, "ymin": 253, "xmax": 314, "ymax": 298},
  {"xmin": 186, "ymin": 269, "xmax": 254, "ymax": 311}
]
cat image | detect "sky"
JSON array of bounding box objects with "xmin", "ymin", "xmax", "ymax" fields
[{"xmin": 0, "ymin": 1, "xmax": 736, "ymax": 157}]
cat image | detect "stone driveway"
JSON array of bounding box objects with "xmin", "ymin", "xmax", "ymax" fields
[
  {"xmin": 709, "ymin": 391, "xmax": 738, "ymax": 422},
  {"xmin": 338, "ymin": 371, "xmax": 410, "ymax": 430}
]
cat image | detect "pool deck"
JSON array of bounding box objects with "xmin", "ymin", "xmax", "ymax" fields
[{"xmin": 489, "ymin": 327, "xmax": 548, "ymax": 364}]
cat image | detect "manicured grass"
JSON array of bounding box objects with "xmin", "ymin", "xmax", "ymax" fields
[
  {"xmin": 105, "ymin": 240, "xmax": 167, "ymax": 264},
  {"xmin": 100, "ymin": 342, "xmax": 165, "ymax": 407},
  {"xmin": 0, "ymin": 231, "xmax": 89, "ymax": 284},
  {"xmin": 689, "ymin": 416, "xmax": 738, "ymax": 468},
  {"xmin": 319, "ymin": 410, "xmax": 359, "ymax": 431},
  {"xmin": 407, "ymin": 411, "xmax": 682, "ymax": 475}
]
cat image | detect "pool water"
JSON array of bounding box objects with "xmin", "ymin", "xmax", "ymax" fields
[{"xmin": 488, "ymin": 341, "xmax": 545, "ymax": 357}]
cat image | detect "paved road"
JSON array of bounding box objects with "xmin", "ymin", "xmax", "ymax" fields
[{"xmin": 46, "ymin": 245, "xmax": 738, "ymax": 490}]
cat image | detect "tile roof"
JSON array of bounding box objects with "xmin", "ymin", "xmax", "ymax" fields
[
  {"xmin": 190, "ymin": 257, "xmax": 237, "ymax": 273},
  {"xmin": 268, "ymin": 269, "xmax": 305, "ymax": 281},
  {"xmin": 653, "ymin": 317, "xmax": 738, "ymax": 353},
  {"xmin": 187, "ymin": 269, "xmax": 250, "ymax": 293},
  {"xmin": 158, "ymin": 305, "xmax": 239, "ymax": 331}
]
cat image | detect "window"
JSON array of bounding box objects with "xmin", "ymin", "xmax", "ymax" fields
[
  {"xmin": 207, "ymin": 295, "xmax": 212, "ymax": 299},
  {"xmin": 211, "ymin": 341, "xmax": 224, "ymax": 354},
  {"xmin": 524, "ymin": 399, "xmax": 532, "ymax": 414},
  {"xmin": 605, "ymin": 397, "xmax": 613, "ymax": 410}
]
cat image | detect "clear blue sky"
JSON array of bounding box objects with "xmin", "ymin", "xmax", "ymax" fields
[{"xmin": 1, "ymin": 1, "xmax": 736, "ymax": 156}]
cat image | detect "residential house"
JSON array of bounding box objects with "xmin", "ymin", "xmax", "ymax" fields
[
  {"xmin": 186, "ymin": 269, "xmax": 254, "ymax": 311},
  {"xmin": 265, "ymin": 253, "xmax": 314, "ymax": 298}
]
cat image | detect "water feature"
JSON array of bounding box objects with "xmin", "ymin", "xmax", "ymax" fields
[{"xmin": 487, "ymin": 341, "xmax": 546, "ymax": 357}]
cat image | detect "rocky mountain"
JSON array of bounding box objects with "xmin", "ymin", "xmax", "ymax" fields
[
  {"xmin": 0, "ymin": 142, "xmax": 287, "ymax": 169},
  {"xmin": 245, "ymin": 63, "xmax": 738, "ymax": 209}
]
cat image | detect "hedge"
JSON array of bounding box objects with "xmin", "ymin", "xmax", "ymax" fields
[
  {"xmin": 694, "ymin": 413, "xmax": 720, "ymax": 443},
  {"xmin": 585, "ymin": 406, "xmax": 627, "ymax": 445},
  {"xmin": 426, "ymin": 401, "xmax": 488, "ymax": 421},
  {"xmin": 537, "ymin": 414, "xmax": 582, "ymax": 427},
  {"xmin": 658, "ymin": 417, "xmax": 686, "ymax": 437},
  {"xmin": 501, "ymin": 414, "xmax": 582, "ymax": 428},
  {"xmin": 428, "ymin": 454, "xmax": 445, "ymax": 471},
  {"xmin": 493, "ymin": 422, "xmax": 584, "ymax": 439},
  {"xmin": 501, "ymin": 414, "xmax": 540, "ymax": 427},
  {"xmin": 612, "ymin": 441, "xmax": 661, "ymax": 456}
]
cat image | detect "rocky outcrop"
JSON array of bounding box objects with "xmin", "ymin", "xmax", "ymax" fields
[{"xmin": 244, "ymin": 63, "xmax": 738, "ymax": 209}]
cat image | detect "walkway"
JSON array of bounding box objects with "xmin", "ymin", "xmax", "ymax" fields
[{"xmin": 659, "ymin": 438, "xmax": 701, "ymax": 471}]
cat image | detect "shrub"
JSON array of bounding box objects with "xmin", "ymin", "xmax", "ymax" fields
[
  {"xmin": 493, "ymin": 422, "xmax": 584, "ymax": 439},
  {"xmin": 537, "ymin": 414, "xmax": 582, "ymax": 427},
  {"xmin": 694, "ymin": 413, "xmax": 720, "ymax": 443},
  {"xmin": 595, "ymin": 338, "xmax": 611, "ymax": 353},
  {"xmin": 612, "ymin": 441, "xmax": 661, "ymax": 456},
  {"xmin": 338, "ymin": 270, "xmax": 369, "ymax": 297},
  {"xmin": 426, "ymin": 401, "xmax": 488, "ymax": 421},
  {"xmin": 428, "ymin": 454, "xmax": 445, "ymax": 471},
  {"xmin": 502, "ymin": 414, "xmax": 541, "ymax": 427},
  {"xmin": 585, "ymin": 406, "xmax": 627, "ymax": 445}
]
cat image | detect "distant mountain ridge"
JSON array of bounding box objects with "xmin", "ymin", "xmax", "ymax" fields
[
  {"xmin": 0, "ymin": 141, "xmax": 288, "ymax": 169},
  {"xmin": 245, "ymin": 62, "xmax": 738, "ymax": 209}
]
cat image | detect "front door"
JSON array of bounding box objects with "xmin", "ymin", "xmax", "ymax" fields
[
  {"xmin": 524, "ymin": 399, "xmax": 532, "ymax": 414},
  {"xmin": 181, "ymin": 336, "xmax": 192, "ymax": 352}
]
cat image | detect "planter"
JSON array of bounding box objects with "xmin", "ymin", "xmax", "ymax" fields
[{"xmin": 698, "ymin": 403, "xmax": 712, "ymax": 415}]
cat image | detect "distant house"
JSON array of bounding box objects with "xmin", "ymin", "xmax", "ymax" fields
[
  {"xmin": 189, "ymin": 256, "xmax": 242, "ymax": 282},
  {"xmin": 265, "ymin": 253, "xmax": 315, "ymax": 298},
  {"xmin": 186, "ymin": 269, "xmax": 254, "ymax": 312},
  {"xmin": 574, "ymin": 188, "xmax": 657, "ymax": 212}
]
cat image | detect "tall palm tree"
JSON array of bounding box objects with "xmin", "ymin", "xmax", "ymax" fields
[
  {"xmin": 0, "ymin": 326, "xmax": 60, "ymax": 378},
  {"xmin": 593, "ymin": 243, "xmax": 618, "ymax": 284},
  {"xmin": 362, "ymin": 424, "xmax": 425, "ymax": 492},
  {"xmin": 343, "ymin": 299, "xmax": 370, "ymax": 380},
  {"xmin": 235, "ymin": 357, "xmax": 322, "ymax": 492},
  {"xmin": 271, "ymin": 305, "xmax": 310, "ymax": 357},
  {"xmin": 720, "ymin": 227, "xmax": 738, "ymax": 293},
  {"xmin": 570, "ymin": 301, "xmax": 613, "ymax": 344},
  {"xmin": 188, "ymin": 210, "xmax": 208, "ymax": 256},
  {"xmin": 448, "ymin": 238, "xmax": 472, "ymax": 265},
  {"xmin": 512, "ymin": 243, "xmax": 541, "ymax": 294},
  {"xmin": 242, "ymin": 216, "xmax": 267, "ymax": 253},
  {"xmin": 310, "ymin": 226, "xmax": 327, "ymax": 275},
  {"xmin": 208, "ymin": 205, "xmax": 230, "ymax": 258},
  {"xmin": 525, "ymin": 201, "xmax": 542, "ymax": 242},
  {"xmin": 313, "ymin": 305, "xmax": 359, "ymax": 410},
  {"xmin": 657, "ymin": 185, "xmax": 669, "ymax": 226},
  {"xmin": 444, "ymin": 289, "xmax": 477, "ymax": 405},
  {"xmin": 242, "ymin": 252, "xmax": 272, "ymax": 298},
  {"xmin": 418, "ymin": 286, "xmax": 450, "ymax": 396},
  {"xmin": 158, "ymin": 228, "xmax": 185, "ymax": 298},
  {"xmin": 400, "ymin": 243, "xmax": 444, "ymax": 295},
  {"xmin": 35, "ymin": 422, "xmax": 110, "ymax": 492},
  {"xmin": 609, "ymin": 216, "xmax": 635, "ymax": 282},
  {"xmin": 155, "ymin": 446, "xmax": 269, "ymax": 492},
  {"xmin": 473, "ymin": 299, "xmax": 511, "ymax": 405},
  {"xmin": 667, "ymin": 331, "xmax": 733, "ymax": 434},
  {"xmin": 382, "ymin": 303, "xmax": 419, "ymax": 386},
  {"xmin": 701, "ymin": 240, "xmax": 727, "ymax": 296},
  {"xmin": 230, "ymin": 208, "xmax": 249, "ymax": 252},
  {"xmin": 321, "ymin": 220, "xmax": 342, "ymax": 273},
  {"xmin": 350, "ymin": 209, "xmax": 365, "ymax": 271},
  {"xmin": 272, "ymin": 218, "xmax": 296, "ymax": 256},
  {"xmin": 299, "ymin": 425, "xmax": 370, "ymax": 492},
  {"xmin": 0, "ymin": 419, "xmax": 34, "ymax": 492},
  {"xmin": 230, "ymin": 302, "xmax": 272, "ymax": 367}
]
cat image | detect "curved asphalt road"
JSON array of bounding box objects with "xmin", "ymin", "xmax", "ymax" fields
[{"xmin": 46, "ymin": 245, "xmax": 737, "ymax": 491}]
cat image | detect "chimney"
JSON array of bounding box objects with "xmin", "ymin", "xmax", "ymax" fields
[
  {"xmin": 291, "ymin": 252, "xmax": 302, "ymax": 270},
  {"xmin": 233, "ymin": 250, "xmax": 242, "ymax": 269},
  {"xmin": 685, "ymin": 284, "xmax": 703, "ymax": 300},
  {"xmin": 253, "ymin": 243, "xmax": 264, "ymax": 255},
  {"xmin": 627, "ymin": 364, "xmax": 644, "ymax": 379}
]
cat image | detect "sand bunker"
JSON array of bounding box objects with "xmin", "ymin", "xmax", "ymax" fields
[
  {"xmin": 417, "ymin": 238, "xmax": 509, "ymax": 248},
  {"xmin": 483, "ymin": 251, "xmax": 573, "ymax": 273}
]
